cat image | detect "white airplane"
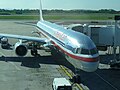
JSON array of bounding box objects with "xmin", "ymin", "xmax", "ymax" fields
[{"xmin": 0, "ymin": 0, "xmax": 99, "ymax": 83}]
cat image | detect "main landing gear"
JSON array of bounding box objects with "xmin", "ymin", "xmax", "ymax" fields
[
  {"xmin": 31, "ymin": 43, "xmax": 39, "ymax": 57},
  {"xmin": 31, "ymin": 49, "xmax": 39, "ymax": 56}
]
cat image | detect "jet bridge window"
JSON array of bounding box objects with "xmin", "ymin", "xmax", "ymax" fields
[{"xmin": 72, "ymin": 26, "xmax": 84, "ymax": 33}]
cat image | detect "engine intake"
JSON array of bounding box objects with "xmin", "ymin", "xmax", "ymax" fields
[{"xmin": 15, "ymin": 42, "xmax": 28, "ymax": 56}]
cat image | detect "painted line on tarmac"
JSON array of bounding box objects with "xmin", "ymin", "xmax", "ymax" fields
[
  {"xmin": 0, "ymin": 51, "xmax": 8, "ymax": 61},
  {"xmin": 94, "ymin": 72, "xmax": 118, "ymax": 90},
  {"xmin": 9, "ymin": 62, "xmax": 21, "ymax": 70},
  {"xmin": 0, "ymin": 51, "xmax": 5, "ymax": 56},
  {"xmin": 0, "ymin": 50, "xmax": 20, "ymax": 70},
  {"xmin": 60, "ymin": 65, "xmax": 73, "ymax": 79},
  {"xmin": 60, "ymin": 65, "xmax": 83, "ymax": 90}
]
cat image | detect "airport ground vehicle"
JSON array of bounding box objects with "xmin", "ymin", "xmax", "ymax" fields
[{"xmin": 52, "ymin": 78, "xmax": 72, "ymax": 90}]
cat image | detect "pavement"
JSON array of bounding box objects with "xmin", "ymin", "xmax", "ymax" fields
[
  {"xmin": 0, "ymin": 20, "xmax": 120, "ymax": 90},
  {"xmin": 0, "ymin": 20, "xmax": 66, "ymax": 90}
]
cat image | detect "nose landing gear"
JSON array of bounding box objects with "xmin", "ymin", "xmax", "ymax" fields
[
  {"xmin": 72, "ymin": 68, "xmax": 81, "ymax": 84},
  {"xmin": 72, "ymin": 74, "xmax": 81, "ymax": 84}
]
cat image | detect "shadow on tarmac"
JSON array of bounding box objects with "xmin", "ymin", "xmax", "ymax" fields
[
  {"xmin": 0, "ymin": 54, "xmax": 120, "ymax": 90},
  {"xmin": 79, "ymin": 54, "xmax": 120, "ymax": 90},
  {"xmin": 0, "ymin": 55, "xmax": 75, "ymax": 72}
]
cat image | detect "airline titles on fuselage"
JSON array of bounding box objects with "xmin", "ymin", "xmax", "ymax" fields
[{"xmin": 55, "ymin": 31, "xmax": 67, "ymax": 41}]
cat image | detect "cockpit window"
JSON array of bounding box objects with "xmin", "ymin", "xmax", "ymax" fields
[
  {"xmin": 90, "ymin": 48, "xmax": 98, "ymax": 55},
  {"xmin": 76, "ymin": 48, "xmax": 98, "ymax": 55},
  {"xmin": 81, "ymin": 48, "xmax": 90, "ymax": 55},
  {"xmin": 76, "ymin": 48, "xmax": 81, "ymax": 54},
  {"xmin": 76, "ymin": 48, "xmax": 89, "ymax": 55}
]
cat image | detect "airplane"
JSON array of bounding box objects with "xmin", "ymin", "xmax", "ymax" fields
[{"xmin": 0, "ymin": 0, "xmax": 99, "ymax": 83}]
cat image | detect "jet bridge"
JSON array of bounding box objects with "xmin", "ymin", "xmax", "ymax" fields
[
  {"xmin": 84, "ymin": 16, "xmax": 120, "ymax": 67},
  {"xmin": 86, "ymin": 25, "xmax": 114, "ymax": 48},
  {"xmin": 67, "ymin": 16, "xmax": 120, "ymax": 68},
  {"xmin": 67, "ymin": 23, "xmax": 115, "ymax": 50}
]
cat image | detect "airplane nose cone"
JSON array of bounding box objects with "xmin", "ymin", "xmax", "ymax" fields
[{"xmin": 82, "ymin": 61, "xmax": 99, "ymax": 72}]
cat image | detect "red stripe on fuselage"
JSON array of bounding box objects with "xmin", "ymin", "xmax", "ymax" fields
[
  {"xmin": 51, "ymin": 41, "xmax": 99, "ymax": 62},
  {"xmin": 37, "ymin": 26, "xmax": 99, "ymax": 62}
]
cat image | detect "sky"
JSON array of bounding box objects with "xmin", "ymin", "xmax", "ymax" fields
[{"xmin": 0, "ymin": 0, "xmax": 120, "ymax": 10}]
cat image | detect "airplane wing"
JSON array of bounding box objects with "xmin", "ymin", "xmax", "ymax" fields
[
  {"xmin": 0, "ymin": 33, "xmax": 49, "ymax": 44},
  {"xmin": 0, "ymin": 33, "xmax": 52, "ymax": 57}
]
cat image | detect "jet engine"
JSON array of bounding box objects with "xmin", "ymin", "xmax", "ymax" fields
[
  {"xmin": 1, "ymin": 37, "xmax": 9, "ymax": 49},
  {"xmin": 14, "ymin": 42, "xmax": 28, "ymax": 56}
]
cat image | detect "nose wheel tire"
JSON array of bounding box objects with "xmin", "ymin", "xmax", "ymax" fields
[{"xmin": 72, "ymin": 75, "xmax": 81, "ymax": 84}]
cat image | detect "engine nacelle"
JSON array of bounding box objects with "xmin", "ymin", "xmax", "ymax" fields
[
  {"xmin": 14, "ymin": 42, "xmax": 28, "ymax": 56},
  {"xmin": 1, "ymin": 37, "xmax": 9, "ymax": 49}
]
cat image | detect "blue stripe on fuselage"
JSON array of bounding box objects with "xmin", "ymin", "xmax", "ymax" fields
[{"xmin": 37, "ymin": 21, "xmax": 65, "ymax": 47}]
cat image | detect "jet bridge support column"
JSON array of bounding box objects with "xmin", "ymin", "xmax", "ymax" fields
[
  {"xmin": 119, "ymin": 47, "xmax": 120, "ymax": 60},
  {"xmin": 109, "ymin": 46, "xmax": 119, "ymax": 68},
  {"xmin": 110, "ymin": 16, "xmax": 120, "ymax": 68},
  {"xmin": 113, "ymin": 46, "xmax": 117, "ymax": 62},
  {"xmin": 107, "ymin": 46, "xmax": 114, "ymax": 54}
]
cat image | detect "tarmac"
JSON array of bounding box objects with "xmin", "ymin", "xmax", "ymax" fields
[
  {"xmin": 0, "ymin": 20, "xmax": 68, "ymax": 90},
  {"xmin": 0, "ymin": 20, "xmax": 120, "ymax": 90}
]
